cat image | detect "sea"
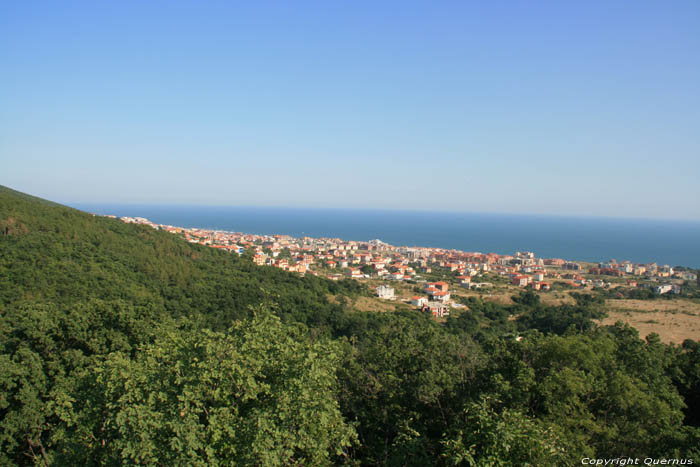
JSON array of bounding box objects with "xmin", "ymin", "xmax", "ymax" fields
[{"xmin": 70, "ymin": 204, "xmax": 700, "ymax": 269}]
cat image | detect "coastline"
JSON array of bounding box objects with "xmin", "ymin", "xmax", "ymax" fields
[{"xmin": 72, "ymin": 203, "xmax": 700, "ymax": 268}]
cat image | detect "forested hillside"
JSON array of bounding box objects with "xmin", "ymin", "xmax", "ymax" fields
[{"xmin": 1, "ymin": 185, "xmax": 699, "ymax": 465}]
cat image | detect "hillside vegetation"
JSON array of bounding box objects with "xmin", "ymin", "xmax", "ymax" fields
[{"xmin": 1, "ymin": 185, "xmax": 699, "ymax": 465}]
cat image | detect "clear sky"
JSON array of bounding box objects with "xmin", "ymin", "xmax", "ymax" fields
[{"xmin": 1, "ymin": 1, "xmax": 699, "ymax": 219}]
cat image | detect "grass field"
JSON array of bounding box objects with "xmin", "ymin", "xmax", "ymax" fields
[
  {"xmin": 600, "ymin": 310, "xmax": 700, "ymax": 344},
  {"xmin": 600, "ymin": 298, "xmax": 700, "ymax": 344}
]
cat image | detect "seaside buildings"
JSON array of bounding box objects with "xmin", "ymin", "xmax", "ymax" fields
[{"xmin": 105, "ymin": 214, "xmax": 692, "ymax": 317}]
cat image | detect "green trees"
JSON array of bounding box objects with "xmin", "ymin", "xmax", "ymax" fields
[
  {"xmin": 673, "ymin": 339, "xmax": 700, "ymax": 427},
  {"xmin": 337, "ymin": 312, "xmax": 485, "ymax": 464},
  {"xmin": 60, "ymin": 311, "xmax": 355, "ymax": 465},
  {"xmin": 474, "ymin": 327, "xmax": 695, "ymax": 460},
  {"xmin": 441, "ymin": 398, "xmax": 569, "ymax": 466},
  {"xmin": 3, "ymin": 185, "xmax": 700, "ymax": 465},
  {"xmin": 514, "ymin": 292, "xmax": 607, "ymax": 336},
  {"xmin": 0, "ymin": 300, "xmax": 171, "ymax": 465}
]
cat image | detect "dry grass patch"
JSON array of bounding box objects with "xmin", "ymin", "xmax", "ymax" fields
[
  {"xmin": 606, "ymin": 298, "xmax": 700, "ymax": 315},
  {"xmin": 351, "ymin": 296, "xmax": 403, "ymax": 313},
  {"xmin": 599, "ymin": 310, "xmax": 700, "ymax": 344},
  {"xmin": 540, "ymin": 292, "xmax": 576, "ymax": 306}
]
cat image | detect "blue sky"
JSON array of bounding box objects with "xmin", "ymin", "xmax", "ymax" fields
[{"xmin": 1, "ymin": 1, "xmax": 699, "ymax": 219}]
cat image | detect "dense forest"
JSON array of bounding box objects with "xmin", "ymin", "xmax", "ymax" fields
[{"xmin": 1, "ymin": 185, "xmax": 699, "ymax": 465}]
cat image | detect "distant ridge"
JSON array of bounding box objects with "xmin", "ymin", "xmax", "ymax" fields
[{"xmin": 0, "ymin": 184, "xmax": 64, "ymax": 208}]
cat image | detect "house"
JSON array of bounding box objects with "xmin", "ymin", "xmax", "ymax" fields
[
  {"xmin": 423, "ymin": 302, "xmax": 449, "ymax": 318},
  {"xmin": 589, "ymin": 267, "xmax": 623, "ymax": 277},
  {"xmin": 678, "ymin": 271, "xmax": 697, "ymax": 281},
  {"xmin": 512, "ymin": 275, "xmax": 531, "ymax": 287},
  {"xmin": 654, "ymin": 284, "xmax": 673, "ymax": 295},
  {"xmin": 376, "ymin": 285, "xmax": 395, "ymax": 300},
  {"xmin": 411, "ymin": 296, "xmax": 428, "ymax": 307},
  {"xmin": 424, "ymin": 281, "xmax": 448, "ymax": 292},
  {"xmin": 431, "ymin": 291, "xmax": 451, "ymax": 303},
  {"xmin": 347, "ymin": 268, "xmax": 363, "ymax": 279}
]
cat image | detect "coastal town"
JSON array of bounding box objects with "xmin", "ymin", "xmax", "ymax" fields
[{"xmin": 115, "ymin": 215, "xmax": 698, "ymax": 319}]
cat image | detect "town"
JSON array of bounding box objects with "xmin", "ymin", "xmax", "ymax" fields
[{"xmin": 115, "ymin": 215, "xmax": 697, "ymax": 318}]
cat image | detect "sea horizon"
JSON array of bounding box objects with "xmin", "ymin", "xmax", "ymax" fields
[{"xmin": 69, "ymin": 203, "xmax": 700, "ymax": 269}]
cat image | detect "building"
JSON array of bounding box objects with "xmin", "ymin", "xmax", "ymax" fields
[
  {"xmin": 589, "ymin": 267, "xmax": 623, "ymax": 277},
  {"xmin": 423, "ymin": 302, "xmax": 449, "ymax": 318},
  {"xmin": 425, "ymin": 281, "xmax": 449, "ymax": 292},
  {"xmin": 347, "ymin": 268, "xmax": 363, "ymax": 279},
  {"xmin": 376, "ymin": 285, "xmax": 395, "ymax": 299},
  {"xmin": 512, "ymin": 275, "xmax": 531, "ymax": 287},
  {"xmin": 678, "ymin": 271, "xmax": 697, "ymax": 281},
  {"xmin": 431, "ymin": 291, "xmax": 451, "ymax": 303}
]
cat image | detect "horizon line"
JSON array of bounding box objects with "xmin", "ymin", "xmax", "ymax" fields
[{"xmin": 65, "ymin": 200, "xmax": 700, "ymax": 224}]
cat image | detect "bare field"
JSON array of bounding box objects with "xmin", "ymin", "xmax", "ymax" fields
[
  {"xmin": 599, "ymin": 310, "xmax": 700, "ymax": 344},
  {"xmin": 351, "ymin": 296, "xmax": 405, "ymax": 313},
  {"xmin": 539, "ymin": 293, "xmax": 576, "ymax": 306},
  {"xmin": 452, "ymin": 286, "xmax": 577, "ymax": 307},
  {"xmin": 599, "ymin": 298, "xmax": 700, "ymax": 344},
  {"xmin": 606, "ymin": 298, "xmax": 700, "ymax": 314}
]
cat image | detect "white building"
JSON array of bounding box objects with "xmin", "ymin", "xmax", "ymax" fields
[
  {"xmin": 426, "ymin": 302, "xmax": 449, "ymax": 318},
  {"xmin": 654, "ymin": 284, "xmax": 673, "ymax": 295},
  {"xmin": 376, "ymin": 285, "xmax": 395, "ymax": 300}
]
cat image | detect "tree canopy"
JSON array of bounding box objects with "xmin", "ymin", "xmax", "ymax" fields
[{"xmin": 1, "ymin": 185, "xmax": 699, "ymax": 465}]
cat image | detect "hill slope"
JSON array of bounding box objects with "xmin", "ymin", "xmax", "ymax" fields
[
  {"xmin": 0, "ymin": 185, "xmax": 362, "ymax": 328},
  {"xmin": 1, "ymin": 185, "xmax": 699, "ymax": 465},
  {"xmin": 0, "ymin": 185, "xmax": 363, "ymax": 464}
]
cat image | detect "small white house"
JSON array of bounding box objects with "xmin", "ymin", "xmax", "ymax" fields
[
  {"xmin": 376, "ymin": 285, "xmax": 395, "ymax": 300},
  {"xmin": 654, "ymin": 284, "xmax": 673, "ymax": 295}
]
